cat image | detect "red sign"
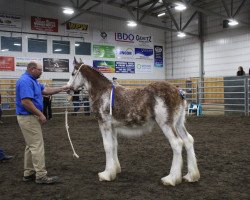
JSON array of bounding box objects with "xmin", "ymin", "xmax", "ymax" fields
[
  {"xmin": 0, "ymin": 56, "xmax": 15, "ymax": 71},
  {"xmin": 31, "ymin": 16, "xmax": 58, "ymax": 32}
]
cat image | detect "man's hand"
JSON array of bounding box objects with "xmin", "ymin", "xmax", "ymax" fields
[
  {"xmin": 37, "ymin": 113, "xmax": 47, "ymax": 124},
  {"xmin": 61, "ymin": 85, "xmax": 71, "ymax": 92}
]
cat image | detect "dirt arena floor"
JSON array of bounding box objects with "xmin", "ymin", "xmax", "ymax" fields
[{"xmin": 0, "ymin": 115, "xmax": 249, "ymax": 200}]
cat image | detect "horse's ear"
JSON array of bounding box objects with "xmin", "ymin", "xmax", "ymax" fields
[
  {"xmin": 79, "ymin": 58, "xmax": 83, "ymax": 64},
  {"xmin": 73, "ymin": 57, "xmax": 78, "ymax": 65}
]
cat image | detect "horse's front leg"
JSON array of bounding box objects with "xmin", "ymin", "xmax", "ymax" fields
[{"xmin": 98, "ymin": 122, "xmax": 118, "ymax": 181}]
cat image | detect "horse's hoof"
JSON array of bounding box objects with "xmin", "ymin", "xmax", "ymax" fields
[
  {"xmin": 183, "ymin": 171, "xmax": 200, "ymax": 182},
  {"xmin": 161, "ymin": 175, "xmax": 182, "ymax": 186},
  {"xmin": 98, "ymin": 171, "xmax": 116, "ymax": 181}
]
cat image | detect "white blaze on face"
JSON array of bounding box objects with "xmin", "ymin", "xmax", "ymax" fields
[{"xmin": 68, "ymin": 72, "xmax": 84, "ymax": 91}]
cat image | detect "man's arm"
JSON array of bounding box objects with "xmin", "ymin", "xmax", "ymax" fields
[
  {"xmin": 42, "ymin": 85, "xmax": 70, "ymax": 95},
  {"xmin": 21, "ymin": 98, "xmax": 46, "ymax": 124}
]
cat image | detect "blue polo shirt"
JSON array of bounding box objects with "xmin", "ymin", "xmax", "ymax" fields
[{"xmin": 16, "ymin": 72, "xmax": 45, "ymax": 115}]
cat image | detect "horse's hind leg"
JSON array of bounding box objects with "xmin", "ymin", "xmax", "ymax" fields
[
  {"xmin": 158, "ymin": 123, "xmax": 183, "ymax": 186},
  {"xmin": 98, "ymin": 122, "xmax": 118, "ymax": 181},
  {"xmin": 112, "ymin": 129, "xmax": 121, "ymax": 173},
  {"xmin": 176, "ymin": 116, "xmax": 200, "ymax": 182}
]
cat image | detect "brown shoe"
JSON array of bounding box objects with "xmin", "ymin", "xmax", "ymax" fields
[{"xmin": 35, "ymin": 175, "xmax": 59, "ymax": 184}]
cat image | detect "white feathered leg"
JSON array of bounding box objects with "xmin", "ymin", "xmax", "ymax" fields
[
  {"xmin": 112, "ymin": 130, "xmax": 121, "ymax": 173},
  {"xmin": 98, "ymin": 122, "xmax": 117, "ymax": 181},
  {"xmin": 179, "ymin": 126, "xmax": 200, "ymax": 182},
  {"xmin": 159, "ymin": 125, "xmax": 183, "ymax": 186}
]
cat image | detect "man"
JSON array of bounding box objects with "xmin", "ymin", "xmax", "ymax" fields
[
  {"xmin": 0, "ymin": 147, "xmax": 13, "ymax": 162},
  {"xmin": 16, "ymin": 61, "xmax": 70, "ymax": 184}
]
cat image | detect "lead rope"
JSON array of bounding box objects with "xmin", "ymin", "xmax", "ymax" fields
[
  {"xmin": 64, "ymin": 63, "xmax": 84, "ymax": 159},
  {"xmin": 65, "ymin": 99, "xmax": 79, "ymax": 158}
]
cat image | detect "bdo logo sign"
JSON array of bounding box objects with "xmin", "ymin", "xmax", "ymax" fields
[{"xmin": 115, "ymin": 32, "xmax": 135, "ymax": 43}]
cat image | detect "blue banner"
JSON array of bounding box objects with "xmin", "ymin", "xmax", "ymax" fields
[
  {"xmin": 115, "ymin": 61, "xmax": 135, "ymax": 73},
  {"xmin": 154, "ymin": 45, "xmax": 163, "ymax": 67}
]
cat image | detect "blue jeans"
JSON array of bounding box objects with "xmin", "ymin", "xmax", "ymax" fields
[{"xmin": 0, "ymin": 148, "xmax": 5, "ymax": 160}]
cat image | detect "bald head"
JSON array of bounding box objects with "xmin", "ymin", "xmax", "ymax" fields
[{"xmin": 27, "ymin": 61, "xmax": 43, "ymax": 79}]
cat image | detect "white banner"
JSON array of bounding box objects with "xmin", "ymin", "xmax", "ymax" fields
[
  {"xmin": 115, "ymin": 46, "xmax": 134, "ymax": 59},
  {"xmin": 0, "ymin": 13, "xmax": 22, "ymax": 29},
  {"xmin": 135, "ymin": 62, "xmax": 152, "ymax": 73},
  {"xmin": 65, "ymin": 21, "xmax": 89, "ymax": 35},
  {"xmin": 93, "ymin": 30, "xmax": 113, "ymax": 44},
  {"xmin": 16, "ymin": 57, "xmax": 42, "ymax": 72}
]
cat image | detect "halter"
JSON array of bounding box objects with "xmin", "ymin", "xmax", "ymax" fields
[{"xmin": 70, "ymin": 63, "xmax": 84, "ymax": 88}]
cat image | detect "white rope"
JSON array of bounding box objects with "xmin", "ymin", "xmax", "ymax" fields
[
  {"xmin": 109, "ymin": 87, "xmax": 113, "ymax": 116},
  {"xmin": 65, "ymin": 109, "xmax": 79, "ymax": 158},
  {"xmin": 63, "ymin": 63, "xmax": 84, "ymax": 159}
]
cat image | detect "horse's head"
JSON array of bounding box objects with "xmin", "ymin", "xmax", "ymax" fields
[{"xmin": 67, "ymin": 57, "xmax": 85, "ymax": 93}]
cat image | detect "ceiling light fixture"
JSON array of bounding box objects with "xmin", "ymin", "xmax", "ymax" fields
[
  {"xmin": 177, "ymin": 32, "xmax": 186, "ymax": 38},
  {"xmin": 175, "ymin": 3, "xmax": 187, "ymax": 11},
  {"xmin": 63, "ymin": 8, "xmax": 74, "ymax": 15},
  {"xmin": 228, "ymin": 19, "xmax": 239, "ymax": 26},
  {"xmin": 54, "ymin": 48, "xmax": 62, "ymax": 52},
  {"xmin": 127, "ymin": 21, "xmax": 137, "ymax": 27},
  {"xmin": 157, "ymin": 12, "xmax": 166, "ymax": 17},
  {"xmin": 75, "ymin": 43, "xmax": 80, "ymax": 47},
  {"xmin": 14, "ymin": 43, "xmax": 21, "ymax": 46}
]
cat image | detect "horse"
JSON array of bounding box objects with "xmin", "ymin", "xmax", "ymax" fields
[{"xmin": 67, "ymin": 58, "xmax": 200, "ymax": 186}]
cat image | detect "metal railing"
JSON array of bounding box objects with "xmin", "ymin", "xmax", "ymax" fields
[{"xmin": 0, "ymin": 76, "xmax": 249, "ymax": 117}]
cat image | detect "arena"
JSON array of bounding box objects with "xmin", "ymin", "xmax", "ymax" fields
[
  {"xmin": 0, "ymin": 0, "xmax": 250, "ymax": 199},
  {"xmin": 0, "ymin": 115, "xmax": 249, "ymax": 199}
]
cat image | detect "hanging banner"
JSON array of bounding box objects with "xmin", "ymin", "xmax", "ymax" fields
[
  {"xmin": 115, "ymin": 46, "xmax": 134, "ymax": 59},
  {"xmin": 16, "ymin": 57, "xmax": 42, "ymax": 72},
  {"xmin": 0, "ymin": 56, "xmax": 15, "ymax": 71},
  {"xmin": 154, "ymin": 45, "xmax": 163, "ymax": 68},
  {"xmin": 43, "ymin": 58, "xmax": 69, "ymax": 72},
  {"xmin": 0, "ymin": 13, "xmax": 22, "ymax": 29},
  {"xmin": 115, "ymin": 61, "xmax": 135, "ymax": 73},
  {"xmin": 65, "ymin": 21, "xmax": 89, "ymax": 35},
  {"xmin": 93, "ymin": 45, "xmax": 115, "ymax": 58},
  {"xmin": 135, "ymin": 62, "xmax": 152, "ymax": 73},
  {"xmin": 115, "ymin": 32, "xmax": 153, "ymax": 47},
  {"xmin": 135, "ymin": 48, "xmax": 154, "ymax": 60},
  {"xmin": 31, "ymin": 16, "xmax": 58, "ymax": 32},
  {"xmin": 135, "ymin": 34, "xmax": 153, "ymax": 47},
  {"xmin": 93, "ymin": 60, "xmax": 115, "ymax": 73}
]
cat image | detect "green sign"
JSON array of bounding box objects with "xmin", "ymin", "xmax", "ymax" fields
[{"xmin": 93, "ymin": 45, "xmax": 115, "ymax": 58}]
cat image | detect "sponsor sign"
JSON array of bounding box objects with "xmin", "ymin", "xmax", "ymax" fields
[
  {"xmin": 115, "ymin": 46, "xmax": 134, "ymax": 59},
  {"xmin": 93, "ymin": 60, "xmax": 115, "ymax": 73},
  {"xmin": 135, "ymin": 34, "xmax": 153, "ymax": 47},
  {"xmin": 31, "ymin": 16, "xmax": 58, "ymax": 32},
  {"xmin": 115, "ymin": 61, "xmax": 135, "ymax": 73},
  {"xmin": 135, "ymin": 63, "xmax": 152, "ymax": 73},
  {"xmin": 43, "ymin": 58, "xmax": 69, "ymax": 72},
  {"xmin": 65, "ymin": 21, "xmax": 89, "ymax": 35},
  {"xmin": 0, "ymin": 56, "xmax": 15, "ymax": 71},
  {"xmin": 135, "ymin": 48, "xmax": 154, "ymax": 60},
  {"xmin": 0, "ymin": 13, "xmax": 22, "ymax": 29},
  {"xmin": 154, "ymin": 45, "xmax": 163, "ymax": 68},
  {"xmin": 93, "ymin": 45, "xmax": 115, "ymax": 58},
  {"xmin": 115, "ymin": 32, "xmax": 135, "ymax": 44},
  {"xmin": 93, "ymin": 30, "xmax": 113, "ymax": 44},
  {"xmin": 16, "ymin": 57, "xmax": 42, "ymax": 72}
]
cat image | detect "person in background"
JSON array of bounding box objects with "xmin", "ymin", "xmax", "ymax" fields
[
  {"xmin": 0, "ymin": 94, "xmax": 3, "ymax": 124},
  {"xmin": 112, "ymin": 77, "xmax": 119, "ymax": 86},
  {"xmin": 43, "ymin": 94, "xmax": 52, "ymax": 120},
  {"xmin": 16, "ymin": 61, "xmax": 70, "ymax": 184},
  {"xmin": 72, "ymin": 90, "xmax": 81, "ymax": 115},
  {"xmin": 237, "ymin": 66, "xmax": 245, "ymax": 76},
  {"xmin": 0, "ymin": 147, "xmax": 13, "ymax": 162}
]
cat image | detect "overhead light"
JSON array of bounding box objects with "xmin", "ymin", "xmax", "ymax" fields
[
  {"xmin": 228, "ymin": 19, "xmax": 239, "ymax": 26},
  {"xmin": 177, "ymin": 32, "xmax": 186, "ymax": 38},
  {"xmin": 54, "ymin": 48, "xmax": 62, "ymax": 52},
  {"xmin": 1, "ymin": 49, "xmax": 9, "ymax": 51},
  {"xmin": 127, "ymin": 21, "xmax": 137, "ymax": 27},
  {"xmin": 157, "ymin": 12, "xmax": 166, "ymax": 17},
  {"xmin": 175, "ymin": 3, "xmax": 187, "ymax": 11},
  {"xmin": 63, "ymin": 8, "xmax": 74, "ymax": 15},
  {"xmin": 14, "ymin": 43, "xmax": 21, "ymax": 46}
]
